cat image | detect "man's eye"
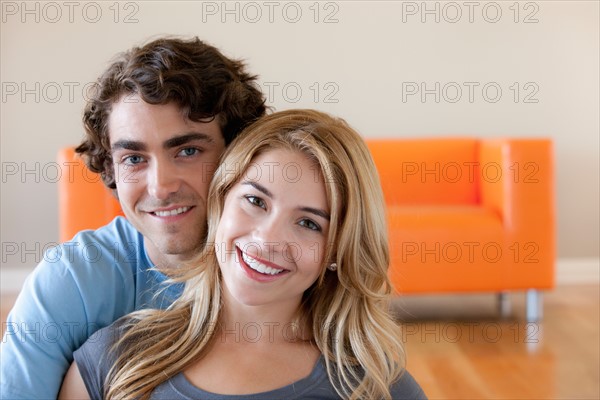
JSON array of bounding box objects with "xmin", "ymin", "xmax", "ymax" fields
[
  {"xmin": 245, "ymin": 195, "xmax": 266, "ymax": 209},
  {"xmin": 299, "ymin": 219, "xmax": 321, "ymax": 232},
  {"xmin": 122, "ymin": 155, "xmax": 144, "ymax": 165},
  {"xmin": 178, "ymin": 148, "xmax": 200, "ymax": 157}
]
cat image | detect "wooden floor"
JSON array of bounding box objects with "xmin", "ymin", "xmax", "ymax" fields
[
  {"xmin": 394, "ymin": 284, "xmax": 600, "ymax": 399},
  {"xmin": 2, "ymin": 284, "xmax": 599, "ymax": 399}
]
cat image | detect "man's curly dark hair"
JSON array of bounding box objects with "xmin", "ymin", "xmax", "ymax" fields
[{"xmin": 76, "ymin": 36, "xmax": 266, "ymax": 189}]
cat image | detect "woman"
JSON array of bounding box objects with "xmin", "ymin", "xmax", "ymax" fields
[{"xmin": 60, "ymin": 109, "xmax": 426, "ymax": 399}]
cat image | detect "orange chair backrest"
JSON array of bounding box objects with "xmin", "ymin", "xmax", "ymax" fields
[
  {"xmin": 58, "ymin": 148, "xmax": 123, "ymax": 242},
  {"xmin": 366, "ymin": 138, "xmax": 480, "ymax": 206}
]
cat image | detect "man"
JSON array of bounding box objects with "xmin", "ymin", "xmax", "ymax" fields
[{"xmin": 1, "ymin": 37, "xmax": 266, "ymax": 399}]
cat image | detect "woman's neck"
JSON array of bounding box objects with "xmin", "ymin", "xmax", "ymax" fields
[{"xmin": 218, "ymin": 291, "xmax": 311, "ymax": 345}]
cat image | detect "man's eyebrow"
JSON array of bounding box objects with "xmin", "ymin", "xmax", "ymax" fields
[
  {"xmin": 111, "ymin": 133, "xmax": 215, "ymax": 152},
  {"xmin": 163, "ymin": 133, "xmax": 215, "ymax": 149},
  {"xmin": 111, "ymin": 140, "xmax": 146, "ymax": 152},
  {"xmin": 241, "ymin": 181, "xmax": 330, "ymax": 221}
]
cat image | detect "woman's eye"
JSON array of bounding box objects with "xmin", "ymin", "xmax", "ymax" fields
[
  {"xmin": 245, "ymin": 195, "xmax": 266, "ymax": 209},
  {"xmin": 178, "ymin": 148, "xmax": 200, "ymax": 157},
  {"xmin": 299, "ymin": 219, "xmax": 321, "ymax": 232}
]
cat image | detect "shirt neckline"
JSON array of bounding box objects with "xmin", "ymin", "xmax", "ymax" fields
[{"xmin": 166, "ymin": 355, "xmax": 329, "ymax": 399}]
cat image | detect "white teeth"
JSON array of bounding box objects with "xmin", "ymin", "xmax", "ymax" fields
[
  {"xmin": 154, "ymin": 207, "xmax": 190, "ymax": 217},
  {"xmin": 241, "ymin": 252, "xmax": 284, "ymax": 275}
]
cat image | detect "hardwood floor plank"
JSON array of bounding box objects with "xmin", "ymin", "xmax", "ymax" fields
[{"xmin": 1, "ymin": 284, "xmax": 599, "ymax": 399}]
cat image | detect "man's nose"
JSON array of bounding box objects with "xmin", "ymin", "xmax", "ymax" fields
[{"xmin": 147, "ymin": 159, "xmax": 181, "ymax": 200}]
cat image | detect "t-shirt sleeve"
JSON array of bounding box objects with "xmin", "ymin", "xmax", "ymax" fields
[
  {"xmin": 389, "ymin": 369, "xmax": 428, "ymax": 399},
  {"xmin": 0, "ymin": 221, "xmax": 137, "ymax": 400},
  {"xmin": 1, "ymin": 252, "xmax": 91, "ymax": 399},
  {"xmin": 73, "ymin": 324, "xmax": 123, "ymax": 400}
]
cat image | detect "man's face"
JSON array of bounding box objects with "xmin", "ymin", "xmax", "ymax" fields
[{"xmin": 108, "ymin": 94, "xmax": 225, "ymax": 267}]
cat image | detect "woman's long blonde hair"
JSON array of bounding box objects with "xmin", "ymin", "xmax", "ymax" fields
[{"xmin": 105, "ymin": 109, "xmax": 405, "ymax": 399}]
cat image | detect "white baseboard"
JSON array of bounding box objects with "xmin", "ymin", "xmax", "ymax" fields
[
  {"xmin": 1, "ymin": 258, "xmax": 598, "ymax": 295},
  {"xmin": 555, "ymin": 258, "xmax": 600, "ymax": 285}
]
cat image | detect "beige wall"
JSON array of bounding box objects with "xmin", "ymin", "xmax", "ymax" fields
[{"xmin": 1, "ymin": 1, "xmax": 598, "ymax": 269}]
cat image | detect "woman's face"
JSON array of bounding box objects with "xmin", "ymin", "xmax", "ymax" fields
[{"xmin": 215, "ymin": 148, "xmax": 330, "ymax": 309}]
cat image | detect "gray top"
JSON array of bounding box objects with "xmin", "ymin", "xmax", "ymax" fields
[{"xmin": 74, "ymin": 322, "xmax": 427, "ymax": 399}]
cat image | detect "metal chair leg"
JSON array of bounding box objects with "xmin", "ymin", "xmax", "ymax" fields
[
  {"xmin": 498, "ymin": 291, "xmax": 511, "ymax": 318},
  {"xmin": 525, "ymin": 289, "xmax": 543, "ymax": 322}
]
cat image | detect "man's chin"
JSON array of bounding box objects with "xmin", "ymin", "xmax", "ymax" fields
[
  {"xmin": 162, "ymin": 244, "xmax": 199, "ymax": 258},
  {"xmin": 148, "ymin": 239, "xmax": 199, "ymax": 262}
]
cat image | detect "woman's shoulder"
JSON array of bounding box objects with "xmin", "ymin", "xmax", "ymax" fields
[
  {"xmin": 72, "ymin": 320, "xmax": 130, "ymax": 399},
  {"xmin": 85, "ymin": 317, "xmax": 130, "ymax": 350},
  {"xmin": 74, "ymin": 318, "xmax": 131, "ymax": 375},
  {"xmin": 389, "ymin": 369, "xmax": 428, "ymax": 400}
]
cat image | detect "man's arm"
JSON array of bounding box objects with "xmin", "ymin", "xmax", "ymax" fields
[
  {"xmin": 1, "ymin": 254, "xmax": 98, "ymax": 399},
  {"xmin": 1, "ymin": 241, "xmax": 131, "ymax": 399}
]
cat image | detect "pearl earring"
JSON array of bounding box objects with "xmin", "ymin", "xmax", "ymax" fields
[{"xmin": 328, "ymin": 263, "xmax": 337, "ymax": 271}]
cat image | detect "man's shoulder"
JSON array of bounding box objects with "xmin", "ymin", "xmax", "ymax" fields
[
  {"xmin": 7, "ymin": 217, "xmax": 152, "ymax": 343},
  {"xmin": 52, "ymin": 216, "xmax": 142, "ymax": 263},
  {"xmin": 67, "ymin": 216, "xmax": 141, "ymax": 248},
  {"xmin": 32, "ymin": 217, "xmax": 145, "ymax": 287}
]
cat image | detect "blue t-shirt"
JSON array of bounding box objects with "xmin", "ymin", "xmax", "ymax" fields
[{"xmin": 0, "ymin": 217, "xmax": 183, "ymax": 399}]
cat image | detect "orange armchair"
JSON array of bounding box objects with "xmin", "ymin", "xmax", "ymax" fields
[
  {"xmin": 58, "ymin": 138, "xmax": 555, "ymax": 321},
  {"xmin": 366, "ymin": 138, "xmax": 555, "ymax": 321}
]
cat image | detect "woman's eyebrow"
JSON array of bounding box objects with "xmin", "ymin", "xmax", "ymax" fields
[
  {"xmin": 300, "ymin": 207, "xmax": 330, "ymax": 221},
  {"xmin": 241, "ymin": 181, "xmax": 273, "ymax": 198}
]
